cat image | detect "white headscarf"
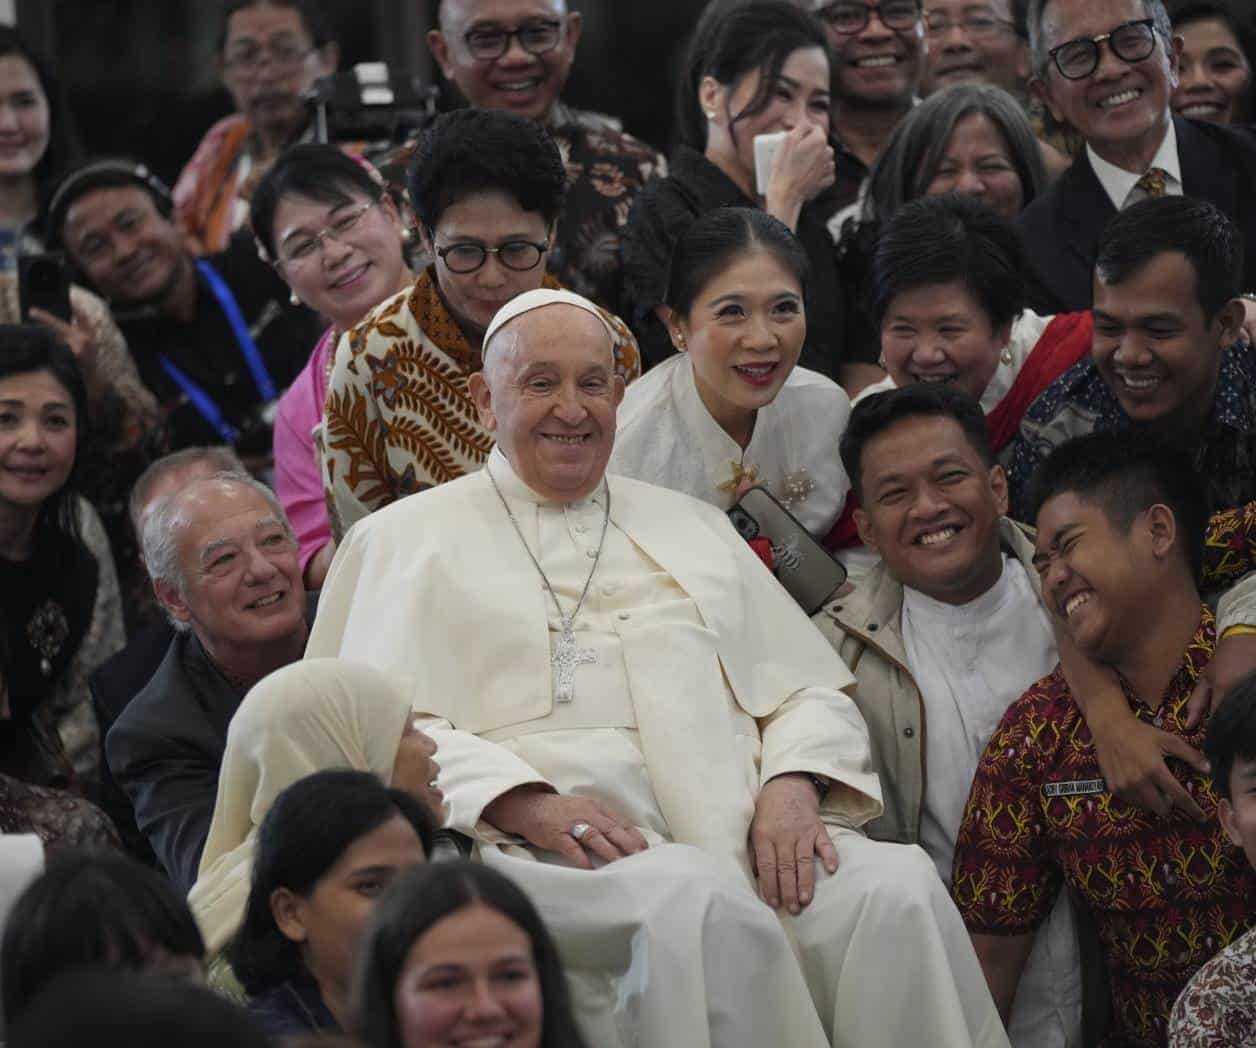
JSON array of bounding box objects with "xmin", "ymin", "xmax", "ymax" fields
[
  {"xmin": 483, "ymin": 287, "xmax": 617, "ymax": 349},
  {"xmin": 188, "ymin": 658, "xmax": 413, "ymax": 953}
]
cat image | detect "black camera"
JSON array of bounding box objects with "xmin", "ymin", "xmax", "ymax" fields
[{"xmin": 307, "ymin": 64, "xmax": 439, "ymax": 150}]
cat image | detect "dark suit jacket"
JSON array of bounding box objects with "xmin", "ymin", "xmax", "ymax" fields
[
  {"xmin": 105, "ymin": 630, "xmax": 246, "ymax": 895},
  {"xmin": 1017, "ymin": 117, "xmax": 1256, "ymax": 314},
  {"xmin": 89, "ymin": 621, "xmax": 175, "ymax": 866},
  {"xmin": 104, "ymin": 596, "xmax": 316, "ymax": 895}
]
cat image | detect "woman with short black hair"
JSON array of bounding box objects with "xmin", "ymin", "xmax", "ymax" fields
[
  {"xmin": 320, "ymin": 107, "xmax": 640, "ymax": 541},
  {"xmin": 229, "ymin": 769, "xmax": 435, "ymax": 1037},
  {"xmin": 251, "ymin": 143, "xmax": 412, "ymax": 588},
  {"xmin": 356, "ymin": 861, "xmax": 586, "ymax": 1048}
]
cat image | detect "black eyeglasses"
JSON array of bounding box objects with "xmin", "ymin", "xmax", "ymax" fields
[
  {"xmin": 817, "ymin": 0, "xmax": 921, "ymax": 35},
  {"xmin": 925, "ymin": 10, "xmax": 1016, "ymax": 39},
  {"xmin": 463, "ymin": 20, "xmax": 563, "ymax": 62},
  {"xmin": 434, "ymin": 239, "xmax": 549, "ymax": 274},
  {"xmin": 1048, "ymin": 18, "xmax": 1158, "ymax": 80}
]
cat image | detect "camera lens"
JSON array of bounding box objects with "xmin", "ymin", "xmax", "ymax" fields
[{"xmin": 729, "ymin": 508, "xmax": 759, "ymax": 541}]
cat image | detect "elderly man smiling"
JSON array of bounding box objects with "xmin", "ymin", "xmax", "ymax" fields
[
  {"xmin": 107, "ymin": 474, "xmax": 315, "ymax": 892},
  {"xmin": 378, "ymin": 0, "xmax": 664, "ymax": 312},
  {"xmin": 1016, "ymin": 0, "xmax": 1256, "ymax": 313},
  {"xmin": 309, "ymin": 288, "xmax": 1009, "ymax": 1047}
]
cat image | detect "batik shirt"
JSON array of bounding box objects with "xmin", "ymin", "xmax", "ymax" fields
[
  {"xmin": 1169, "ymin": 926, "xmax": 1256, "ymax": 1046},
  {"xmin": 1006, "ymin": 342, "xmax": 1256, "ymax": 520},
  {"xmin": 952, "ymin": 610, "xmax": 1256, "ymax": 1047},
  {"xmin": 377, "ymin": 103, "xmax": 664, "ymax": 316}
]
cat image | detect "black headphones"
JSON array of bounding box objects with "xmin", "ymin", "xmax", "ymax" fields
[{"xmin": 47, "ymin": 158, "xmax": 176, "ymax": 248}]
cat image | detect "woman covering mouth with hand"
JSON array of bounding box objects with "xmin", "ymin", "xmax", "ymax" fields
[{"xmin": 612, "ymin": 207, "xmax": 851, "ymax": 539}]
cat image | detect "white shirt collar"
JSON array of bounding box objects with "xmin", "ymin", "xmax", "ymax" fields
[
  {"xmin": 485, "ymin": 446, "xmax": 606, "ymax": 509},
  {"xmin": 1086, "ymin": 120, "xmax": 1181, "ymax": 210},
  {"xmin": 902, "ymin": 555, "xmax": 1015, "ymax": 626}
]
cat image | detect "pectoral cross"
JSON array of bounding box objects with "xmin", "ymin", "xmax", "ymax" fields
[{"xmin": 553, "ymin": 617, "xmax": 596, "ymax": 704}]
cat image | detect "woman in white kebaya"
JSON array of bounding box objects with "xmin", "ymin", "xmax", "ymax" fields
[{"xmin": 611, "ymin": 207, "xmax": 850, "ymax": 537}]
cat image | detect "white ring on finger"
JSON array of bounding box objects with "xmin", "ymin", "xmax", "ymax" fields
[{"xmin": 570, "ymin": 821, "xmax": 593, "ymax": 841}]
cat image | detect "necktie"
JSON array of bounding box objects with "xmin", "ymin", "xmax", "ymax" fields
[{"xmin": 1134, "ymin": 166, "xmax": 1168, "ymax": 200}]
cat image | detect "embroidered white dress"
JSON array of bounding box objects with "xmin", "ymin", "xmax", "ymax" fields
[{"xmin": 610, "ymin": 353, "xmax": 851, "ymax": 537}]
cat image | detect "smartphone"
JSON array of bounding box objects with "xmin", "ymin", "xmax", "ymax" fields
[
  {"xmin": 19, "ymin": 252, "xmax": 72, "ymax": 324},
  {"xmin": 729, "ymin": 486, "xmax": 848, "ymax": 614},
  {"xmin": 754, "ymin": 131, "xmax": 787, "ymax": 195}
]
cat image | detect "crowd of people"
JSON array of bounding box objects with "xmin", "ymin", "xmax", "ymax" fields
[{"xmin": 3, "ymin": 0, "xmax": 1256, "ymax": 1044}]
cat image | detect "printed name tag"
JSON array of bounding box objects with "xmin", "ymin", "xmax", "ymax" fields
[{"xmin": 1043, "ymin": 779, "xmax": 1107, "ymax": 798}]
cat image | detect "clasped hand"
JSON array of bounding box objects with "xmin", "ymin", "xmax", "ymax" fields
[
  {"xmin": 483, "ymin": 785, "xmax": 649, "ymax": 869},
  {"xmin": 750, "ymin": 773, "xmax": 837, "ymax": 915}
]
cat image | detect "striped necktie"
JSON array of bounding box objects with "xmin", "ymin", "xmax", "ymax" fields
[{"xmin": 1134, "ymin": 166, "xmax": 1169, "ymax": 200}]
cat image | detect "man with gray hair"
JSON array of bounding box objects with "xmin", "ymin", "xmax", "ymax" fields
[
  {"xmin": 307, "ymin": 288, "xmax": 1009, "ymax": 1046},
  {"xmin": 1017, "ymin": 0, "xmax": 1256, "ymax": 312},
  {"xmin": 105, "ymin": 472, "xmax": 315, "ymax": 892}
]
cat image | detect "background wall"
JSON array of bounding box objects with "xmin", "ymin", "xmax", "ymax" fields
[{"xmin": 19, "ymin": 1, "xmax": 708, "ymax": 184}]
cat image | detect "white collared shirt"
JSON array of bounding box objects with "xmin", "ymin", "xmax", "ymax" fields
[{"xmin": 1086, "ymin": 119, "xmax": 1183, "ymax": 210}]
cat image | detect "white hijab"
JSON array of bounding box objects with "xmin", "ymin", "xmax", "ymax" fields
[{"xmin": 188, "ymin": 658, "xmax": 413, "ymax": 953}]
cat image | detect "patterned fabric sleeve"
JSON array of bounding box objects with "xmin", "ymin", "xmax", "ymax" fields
[
  {"xmin": 68, "ymin": 284, "xmax": 162, "ymax": 453},
  {"xmin": 1202, "ymin": 500, "xmax": 1256, "ymax": 592},
  {"xmin": 322, "ymin": 317, "xmax": 403, "ymax": 543},
  {"xmin": 951, "ymin": 683, "xmax": 1063, "ymax": 936},
  {"xmin": 1168, "ymin": 928, "xmax": 1256, "ymax": 1047},
  {"xmin": 49, "ymin": 498, "xmax": 124, "ymax": 781}
]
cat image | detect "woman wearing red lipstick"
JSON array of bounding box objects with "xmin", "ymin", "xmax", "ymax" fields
[
  {"xmin": 0, "ymin": 325, "xmax": 122, "ymax": 793},
  {"xmin": 612, "ymin": 207, "xmax": 851, "ymax": 539},
  {"xmin": 251, "ymin": 144, "xmax": 413, "ymax": 589}
]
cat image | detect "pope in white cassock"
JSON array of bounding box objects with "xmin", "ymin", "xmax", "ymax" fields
[{"xmin": 307, "ymin": 289, "xmax": 1009, "ymax": 1048}]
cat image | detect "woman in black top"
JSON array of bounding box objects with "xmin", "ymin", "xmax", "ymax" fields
[
  {"xmin": 0, "ymin": 324, "xmax": 122, "ymax": 793},
  {"xmin": 622, "ymin": 1, "xmax": 859, "ymax": 383},
  {"xmin": 229, "ymin": 769, "xmax": 436, "ymax": 1038}
]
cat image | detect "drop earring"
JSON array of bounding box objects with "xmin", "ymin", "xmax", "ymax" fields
[
  {"xmin": 290, "ymin": 290, "xmax": 301, "ymax": 306},
  {"xmin": 1000, "ymin": 346, "xmax": 1013, "ymax": 366}
]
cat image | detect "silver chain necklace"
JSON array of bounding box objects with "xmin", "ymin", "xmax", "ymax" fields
[{"xmin": 487, "ymin": 467, "xmax": 611, "ymax": 704}]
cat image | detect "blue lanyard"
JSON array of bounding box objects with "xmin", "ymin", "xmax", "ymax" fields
[{"xmin": 157, "ymin": 260, "xmax": 280, "ymax": 442}]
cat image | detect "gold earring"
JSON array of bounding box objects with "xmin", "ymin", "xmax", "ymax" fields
[
  {"xmin": 674, "ymin": 331, "xmax": 687, "ymax": 350},
  {"xmin": 1000, "ymin": 347, "xmax": 1013, "ymax": 366}
]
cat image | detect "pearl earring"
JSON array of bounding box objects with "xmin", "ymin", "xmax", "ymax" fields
[
  {"xmin": 704, "ymin": 110, "xmax": 716, "ymax": 119},
  {"xmin": 290, "ymin": 290, "xmax": 301, "ymax": 306},
  {"xmin": 877, "ymin": 355, "xmax": 886, "ymax": 369},
  {"xmin": 401, "ymin": 227, "xmax": 412, "ymax": 243},
  {"xmin": 674, "ymin": 331, "xmax": 687, "ymax": 350}
]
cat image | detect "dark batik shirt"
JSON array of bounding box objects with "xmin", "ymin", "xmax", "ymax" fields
[{"xmin": 1006, "ymin": 342, "xmax": 1256, "ymax": 520}]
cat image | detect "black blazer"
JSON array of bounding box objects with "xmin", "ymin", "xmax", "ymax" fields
[
  {"xmin": 1017, "ymin": 117, "xmax": 1256, "ymax": 314},
  {"xmin": 88, "ymin": 621, "xmax": 175, "ymax": 866},
  {"xmin": 105, "ymin": 630, "xmax": 245, "ymax": 895}
]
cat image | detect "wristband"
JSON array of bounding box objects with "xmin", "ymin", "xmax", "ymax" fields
[{"xmin": 1222, "ymin": 624, "xmax": 1256, "ymax": 640}]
